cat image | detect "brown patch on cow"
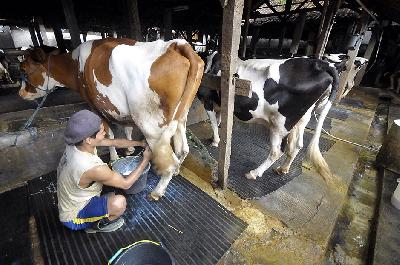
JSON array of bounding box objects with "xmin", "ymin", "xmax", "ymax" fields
[
  {"xmin": 82, "ymin": 38, "xmax": 137, "ymax": 120},
  {"xmin": 89, "ymin": 38, "xmax": 136, "ymax": 86},
  {"xmin": 148, "ymin": 42, "xmax": 204, "ymax": 124}
]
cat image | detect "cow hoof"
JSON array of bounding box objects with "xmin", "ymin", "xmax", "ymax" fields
[
  {"xmin": 211, "ymin": 142, "xmax": 219, "ymax": 147},
  {"xmin": 125, "ymin": 148, "xmax": 135, "ymax": 156},
  {"xmin": 148, "ymin": 192, "xmax": 161, "ymax": 201},
  {"xmin": 274, "ymin": 167, "xmax": 288, "ymax": 175},
  {"xmin": 245, "ymin": 170, "xmax": 257, "ymax": 180}
]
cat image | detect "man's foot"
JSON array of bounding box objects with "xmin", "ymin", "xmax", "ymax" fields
[{"xmin": 85, "ymin": 217, "xmax": 124, "ymax": 233}]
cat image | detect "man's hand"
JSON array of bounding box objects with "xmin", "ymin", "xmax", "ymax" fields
[{"xmin": 143, "ymin": 146, "xmax": 152, "ymax": 160}]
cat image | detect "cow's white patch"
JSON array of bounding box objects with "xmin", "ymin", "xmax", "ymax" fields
[
  {"xmin": 72, "ymin": 40, "xmax": 94, "ymax": 73},
  {"xmin": 92, "ymin": 39, "xmax": 189, "ymax": 145}
]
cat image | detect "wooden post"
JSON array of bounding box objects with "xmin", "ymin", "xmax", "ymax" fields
[
  {"xmin": 52, "ymin": 23, "xmax": 67, "ymax": 53},
  {"xmin": 61, "ymin": 0, "xmax": 81, "ymax": 48},
  {"xmin": 163, "ymin": 8, "xmax": 172, "ymax": 41},
  {"xmin": 218, "ymin": 0, "xmax": 244, "ymax": 189},
  {"xmin": 240, "ymin": 0, "xmax": 252, "ymax": 58},
  {"xmin": 278, "ymin": 24, "xmax": 287, "ymax": 55},
  {"xmin": 305, "ymin": 31, "xmax": 315, "ymax": 55},
  {"xmin": 354, "ymin": 23, "xmax": 381, "ymax": 86},
  {"xmin": 290, "ymin": 12, "xmax": 306, "ymax": 55},
  {"xmin": 315, "ymin": 0, "xmax": 342, "ymax": 58},
  {"xmin": 249, "ymin": 26, "xmax": 260, "ymax": 58},
  {"xmin": 336, "ymin": 12, "xmax": 369, "ymax": 101},
  {"xmin": 34, "ymin": 17, "xmax": 49, "ymax": 46},
  {"xmin": 28, "ymin": 21, "xmax": 39, "ymax": 47},
  {"xmin": 126, "ymin": 0, "xmax": 142, "ymax": 40}
]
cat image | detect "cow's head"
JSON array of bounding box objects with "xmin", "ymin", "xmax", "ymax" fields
[
  {"xmin": 19, "ymin": 46, "xmax": 61, "ymax": 100},
  {"xmin": 322, "ymin": 54, "xmax": 350, "ymax": 74},
  {"xmin": 354, "ymin": 58, "xmax": 368, "ymax": 70}
]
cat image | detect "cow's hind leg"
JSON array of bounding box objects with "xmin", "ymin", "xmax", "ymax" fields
[
  {"xmin": 206, "ymin": 110, "xmax": 220, "ymax": 147},
  {"xmin": 172, "ymin": 120, "xmax": 189, "ymax": 175},
  {"xmin": 275, "ymin": 107, "xmax": 313, "ymax": 175},
  {"xmin": 124, "ymin": 126, "xmax": 135, "ymax": 155},
  {"xmin": 105, "ymin": 124, "xmax": 119, "ymax": 162},
  {"xmin": 245, "ymin": 129, "xmax": 284, "ymax": 180}
]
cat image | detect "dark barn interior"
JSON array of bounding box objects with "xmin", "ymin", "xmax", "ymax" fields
[{"xmin": 1, "ymin": 0, "xmax": 400, "ymax": 264}]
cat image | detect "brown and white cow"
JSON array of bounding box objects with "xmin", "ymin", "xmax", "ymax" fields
[{"xmin": 19, "ymin": 38, "xmax": 204, "ymax": 200}]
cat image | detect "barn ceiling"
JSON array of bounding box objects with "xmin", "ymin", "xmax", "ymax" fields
[{"xmin": 0, "ymin": 0, "xmax": 399, "ymax": 35}]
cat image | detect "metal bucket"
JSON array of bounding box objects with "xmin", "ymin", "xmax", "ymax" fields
[
  {"xmin": 109, "ymin": 240, "xmax": 175, "ymax": 265},
  {"xmin": 112, "ymin": 156, "xmax": 151, "ymax": 194}
]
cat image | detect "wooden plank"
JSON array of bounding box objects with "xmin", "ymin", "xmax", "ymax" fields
[
  {"xmin": 28, "ymin": 22, "xmax": 39, "ymax": 47},
  {"xmin": 51, "ymin": 23, "xmax": 67, "ymax": 53},
  {"xmin": 315, "ymin": 0, "xmax": 342, "ymax": 58},
  {"xmin": 61, "ymin": 0, "xmax": 81, "ymax": 48},
  {"xmin": 218, "ymin": 0, "xmax": 244, "ymax": 189},
  {"xmin": 290, "ymin": 12, "xmax": 306, "ymax": 55},
  {"xmin": 240, "ymin": 0, "xmax": 252, "ymax": 58},
  {"xmin": 126, "ymin": 0, "xmax": 142, "ymax": 40},
  {"xmin": 337, "ymin": 12, "xmax": 369, "ymax": 101},
  {"xmin": 201, "ymin": 73, "xmax": 251, "ymax": 97}
]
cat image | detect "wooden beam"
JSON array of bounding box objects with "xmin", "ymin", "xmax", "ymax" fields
[
  {"xmin": 201, "ymin": 73, "xmax": 251, "ymax": 96},
  {"xmin": 28, "ymin": 21, "xmax": 39, "ymax": 47},
  {"xmin": 290, "ymin": 12, "xmax": 306, "ymax": 55},
  {"xmin": 315, "ymin": 0, "xmax": 342, "ymax": 58},
  {"xmin": 61, "ymin": 0, "xmax": 81, "ymax": 48},
  {"xmin": 240, "ymin": 0, "xmax": 252, "ymax": 58},
  {"xmin": 218, "ymin": 0, "xmax": 244, "ymax": 190},
  {"xmin": 51, "ymin": 23, "xmax": 67, "ymax": 53},
  {"xmin": 336, "ymin": 12, "xmax": 369, "ymax": 101},
  {"xmin": 34, "ymin": 17, "xmax": 49, "ymax": 46},
  {"xmin": 126, "ymin": 0, "xmax": 142, "ymax": 40},
  {"xmin": 254, "ymin": 7, "xmax": 318, "ymax": 18},
  {"xmin": 163, "ymin": 8, "xmax": 172, "ymax": 41}
]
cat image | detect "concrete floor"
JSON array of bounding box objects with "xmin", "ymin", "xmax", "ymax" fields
[
  {"xmin": 2, "ymin": 86, "xmax": 394, "ymax": 264},
  {"xmin": 183, "ymin": 86, "xmax": 387, "ymax": 265}
]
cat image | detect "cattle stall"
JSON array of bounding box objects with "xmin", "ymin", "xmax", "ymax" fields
[{"xmin": 1, "ymin": 0, "xmax": 400, "ymax": 264}]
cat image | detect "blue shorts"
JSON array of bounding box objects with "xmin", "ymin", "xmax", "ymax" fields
[{"xmin": 62, "ymin": 195, "xmax": 109, "ymax": 230}]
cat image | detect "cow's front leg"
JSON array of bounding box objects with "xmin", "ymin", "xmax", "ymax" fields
[
  {"xmin": 206, "ymin": 110, "xmax": 220, "ymax": 147},
  {"xmin": 106, "ymin": 125, "xmax": 119, "ymax": 162},
  {"xmin": 149, "ymin": 173, "xmax": 173, "ymax": 201},
  {"xmin": 124, "ymin": 126, "xmax": 135, "ymax": 155},
  {"xmin": 246, "ymin": 131, "xmax": 284, "ymax": 180}
]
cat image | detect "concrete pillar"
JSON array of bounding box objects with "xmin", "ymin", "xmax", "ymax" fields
[
  {"xmin": 290, "ymin": 12, "xmax": 306, "ymax": 55},
  {"xmin": 163, "ymin": 8, "xmax": 172, "ymax": 41},
  {"xmin": 126, "ymin": 0, "xmax": 142, "ymax": 40}
]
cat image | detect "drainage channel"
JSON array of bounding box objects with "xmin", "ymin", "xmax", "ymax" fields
[{"xmin": 323, "ymin": 98, "xmax": 390, "ymax": 265}]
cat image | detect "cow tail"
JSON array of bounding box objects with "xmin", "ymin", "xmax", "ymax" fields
[
  {"xmin": 306, "ymin": 65, "xmax": 339, "ymax": 183},
  {"xmin": 172, "ymin": 42, "xmax": 205, "ymax": 121}
]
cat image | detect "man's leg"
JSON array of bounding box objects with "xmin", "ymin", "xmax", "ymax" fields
[{"xmin": 107, "ymin": 194, "xmax": 126, "ymax": 221}]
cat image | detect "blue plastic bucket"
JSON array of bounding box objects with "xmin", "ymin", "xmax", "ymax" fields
[{"xmin": 112, "ymin": 156, "xmax": 151, "ymax": 194}]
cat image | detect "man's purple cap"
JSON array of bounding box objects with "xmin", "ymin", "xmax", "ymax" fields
[{"xmin": 64, "ymin": 110, "xmax": 102, "ymax": 145}]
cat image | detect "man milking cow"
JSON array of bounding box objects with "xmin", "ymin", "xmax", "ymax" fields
[{"xmin": 57, "ymin": 110, "xmax": 152, "ymax": 233}]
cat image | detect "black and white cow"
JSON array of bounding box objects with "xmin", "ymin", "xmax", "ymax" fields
[
  {"xmin": 323, "ymin": 54, "xmax": 368, "ymax": 97},
  {"xmin": 198, "ymin": 52, "xmax": 339, "ymax": 182}
]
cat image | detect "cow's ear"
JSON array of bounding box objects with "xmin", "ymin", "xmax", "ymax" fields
[{"xmin": 29, "ymin": 48, "xmax": 46, "ymax": 63}]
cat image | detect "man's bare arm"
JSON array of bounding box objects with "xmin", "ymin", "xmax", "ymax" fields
[
  {"xmin": 82, "ymin": 157, "xmax": 150, "ymax": 190},
  {"xmin": 97, "ymin": 138, "xmax": 146, "ymax": 149}
]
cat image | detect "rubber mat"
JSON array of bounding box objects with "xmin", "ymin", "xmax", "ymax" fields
[
  {"xmin": 204, "ymin": 122, "xmax": 335, "ymax": 199},
  {"xmin": 306, "ymin": 116, "xmax": 333, "ymax": 132},
  {"xmin": 28, "ymin": 172, "xmax": 247, "ymax": 265},
  {"xmin": 0, "ymin": 185, "xmax": 32, "ymax": 265}
]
